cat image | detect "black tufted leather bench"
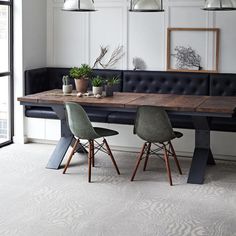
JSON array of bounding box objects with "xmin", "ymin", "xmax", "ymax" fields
[
  {"xmin": 122, "ymin": 70, "xmax": 209, "ymax": 95},
  {"xmin": 210, "ymin": 73, "xmax": 236, "ymax": 131},
  {"xmin": 24, "ymin": 67, "xmax": 236, "ymax": 132}
]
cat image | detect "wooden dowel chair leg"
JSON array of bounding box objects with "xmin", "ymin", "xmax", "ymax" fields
[
  {"xmin": 88, "ymin": 140, "xmax": 93, "ymax": 183},
  {"xmin": 169, "ymin": 141, "xmax": 182, "ymax": 175},
  {"xmin": 63, "ymin": 139, "xmax": 80, "ymax": 174},
  {"xmin": 103, "ymin": 138, "xmax": 120, "ymax": 175},
  {"xmin": 131, "ymin": 143, "xmax": 147, "ymax": 181},
  {"xmin": 164, "ymin": 145, "xmax": 173, "ymax": 186},
  {"xmin": 92, "ymin": 141, "xmax": 95, "ymax": 167},
  {"xmin": 143, "ymin": 142, "xmax": 151, "ymax": 171}
]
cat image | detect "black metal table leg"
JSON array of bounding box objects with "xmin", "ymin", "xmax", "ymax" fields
[
  {"xmin": 187, "ymin": 116, "xmax": 216, "ymax": 184},
  {"xmin": 46, "ymin": 119, "xmax": 74, "ymax": 169}
]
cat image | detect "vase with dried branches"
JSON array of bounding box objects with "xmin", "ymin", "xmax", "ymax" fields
[{"xmin": 92, "ymin": 45, "xmax": 124, "ymax": 69}]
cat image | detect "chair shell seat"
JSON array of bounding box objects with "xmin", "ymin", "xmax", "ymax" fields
[
  {"xmin": 94, "ymin": 127, "xmax": 119, "ymax": 138},
  {"xmin": 174, "ymin": 131, "xmax": 183, "ymax": 138}
]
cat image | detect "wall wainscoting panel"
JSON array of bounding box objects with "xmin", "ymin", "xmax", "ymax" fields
[
  {"xmin": 128, "ymin": 12, "xmax": 166, "ymax": 70},
  {"xmin": 47, "ymin": 0, "xmax": 90, "ymax": 66},
  {"xmin": 89, "ymin": 1, "xmax": 128, "ymax": 69},
  {"xmin": 215, "ymin": 12, "xmax": 236, "ymax": 73}
]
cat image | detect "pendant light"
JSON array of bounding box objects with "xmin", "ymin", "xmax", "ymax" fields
[
  {"xmin": 62, "ymin": 0, "xmax": 96, "ymax": 12},
  {"xmin": 202, "ymin": 0, "xmax": 236, "ymax": 10},
  {"xmin": 129, "ymin": 0, "xmax": 164, "ymax": 12}
]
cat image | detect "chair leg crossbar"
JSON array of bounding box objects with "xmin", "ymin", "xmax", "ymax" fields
[
  {"xmin": 63, "ymin": 138, "xmax": 120, "ymax": 182},
  {"xmin": 131, "ymin": 141, "xmax": 182, "ymax": 185}
]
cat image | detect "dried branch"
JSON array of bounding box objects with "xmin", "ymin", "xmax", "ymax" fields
[
  {"xmin": 92, "ymin": 46, "xmax": 109, "ymax": 69},
  {"xmin": 93, "ymin": 45, "xmax": 124, "ymax": 69},
  {"xmin": 101, "ymin": 45, "xmax": 124, "ymax": 68}
]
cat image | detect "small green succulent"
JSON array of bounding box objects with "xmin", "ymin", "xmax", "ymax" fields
[
  {"xmin": 106, "ymin": 76, "xmax": 120, "ymax": 86},
  {"xmin": 91, "ymin": 76, "xmax": 103, "ymax": 87},
  {"xmin": 69, "ymin": 64, "xmax": 92, "ymax": 79}
]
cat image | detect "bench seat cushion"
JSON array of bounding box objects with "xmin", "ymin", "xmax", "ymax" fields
[
  {"xmin": 25, "ymin": 106, "xmax": 111, "ymax": 123},
  {"xmin": 108, "ymin": 111, "xmax": 136, "ymax": 125},
  {"xmin": 25, "ymin": 107, "xmax": 58, "ymax": 119},
  {"xmin": 107, "ymin": 111, "xmax": 194, "ymax": 128},
  {"xmin": 210, "ymin": 117, "xmax": 236, "ymax": 132},
  {"xmin": 84, "ymin": 108, "xmax": 111, "ymax": 123},
  {"xmin": 169, "ymin": 114, "xmax": 194, "ymax": 129}
]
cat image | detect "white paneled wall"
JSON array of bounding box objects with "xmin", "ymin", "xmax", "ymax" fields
[
  {"xmin": 166, "ymin": 0, "xmax": 212, "ymax": 27},
  {"xmin": 128, "ymin": 12, "xmax": 165, "ymax": 70},
  {"xmin": 89, "ymin": 1, "xmax": 128, "ymax": 69},
  {"xmin": 14, "ymin": 0, "xmax": 47, "ymax": 144},
  {"xmin": 47, "ymin": 0, "xmax": 90, "ymax": 66},
  {"xmin": 46, "ymin": 0, "xmax": 236, "ymax": 72},
  {"xmin": 215, "ymin": 12, "xmax": 236, "ymax": 73},
  {"xmin": 24, "ymin": 0, "xmax": 236, "ymax": 158}
]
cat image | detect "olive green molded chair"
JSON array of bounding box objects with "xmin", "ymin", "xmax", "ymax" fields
[
  {"xmin": 63, "ymin": 102, "xmax": 120, "ymax": 182},
  {"xmin": 131, "ymin": 106, "xmax": 183, "ymax": 186}
]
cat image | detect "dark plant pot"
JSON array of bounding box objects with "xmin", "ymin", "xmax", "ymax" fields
[{"xmin": 105, "ymin": 85, "xmax": 113, "ymax": 97}]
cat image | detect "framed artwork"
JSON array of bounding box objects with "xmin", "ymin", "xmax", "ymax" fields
[{"xmin": 166, "ymin": 28, "xmax": 220, "ymax": 73}]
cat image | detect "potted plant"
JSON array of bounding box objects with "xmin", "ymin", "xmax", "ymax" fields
[
  {"xmin": 62, "ymin": 75, "xmax": 73, "ymax": 94},
  {"xmin": 105, "ymin": 76, "xmax": 120, "ymax": 97},
  {"xmin": 91, "ymin": 76, "xmax": 103, "ymax": 95},
  {"xmin": 69, "ymin": 64, "xmax": 92, "ymax": 93}
]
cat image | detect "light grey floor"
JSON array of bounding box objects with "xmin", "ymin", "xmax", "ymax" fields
[{"xmin": 0, "ymin": 143, "xmax": 236, "ymax": 236}]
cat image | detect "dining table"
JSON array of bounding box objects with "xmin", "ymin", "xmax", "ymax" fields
[{"xmin": 18, "ymin": 89, "xmax": 236, "ymax": 184}]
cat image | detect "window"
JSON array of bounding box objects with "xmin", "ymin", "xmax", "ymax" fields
[
  {"xmin": 0, "ymin": 0, "xmax": 13, "ymax": 147},
  {"xmin": 0, "ymin": 119, "xmax": 7, "ymax": 138}
]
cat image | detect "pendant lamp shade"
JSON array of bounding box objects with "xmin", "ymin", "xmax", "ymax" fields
[
  {"xmin": 129, "ymin": 0, "xmax": 164, "ymax": 12},
  {"xmin": 202, "ymin": 0, "xmax": 236, "ymax": 10},
  {"xmin": 62, "ymin": 0, "xmax": 95, "ymax": 11}
]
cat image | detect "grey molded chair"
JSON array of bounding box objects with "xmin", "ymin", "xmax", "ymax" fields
[
  {"xmin": 63, "ymin": 102, "xmax": 120, "ymax": 182},
  {"xmin": 131, "ymin": 106, "xmax": 183, "ymax": 186}
]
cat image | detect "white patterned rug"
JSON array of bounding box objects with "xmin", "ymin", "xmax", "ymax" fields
[{"xmin": 0, "ymin": 143, "xmax": 236, "ymax": 236}]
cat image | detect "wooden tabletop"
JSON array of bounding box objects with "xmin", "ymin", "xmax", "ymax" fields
[
  {"xmin": 18, "ymin": 90, "xmax": 143, "ymax": 108},
  {"xmin": 197, "ymin": 96, "xmax": 236, "ymax": 114},
  {"xmin": 125, "ymin": 94, "xmax": 208, "ymax": 112},
  {"xmin": 17, "ymin": 89, "xmax": 236, "ymax": 115}
]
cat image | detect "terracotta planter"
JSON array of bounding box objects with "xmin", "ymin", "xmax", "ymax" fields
[
  {"xmin": 74, "ymin": 78, "xmax": 89, "ymax": 93},
  {"xmin": 92, "ymin": 86, "xmax": 103, "ymax": 95}
]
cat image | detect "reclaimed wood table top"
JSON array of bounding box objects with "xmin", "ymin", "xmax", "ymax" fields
[
  {"xmin": 125, "ymin": 94, "xmax": 208, "ymax": 112},
  {"xmin": 197, "ymin": 96, "xmax": 236, "ymax": 114},
  {"xmin": 18, "ymin": 89, "xmax": 236, "ymax": 115},
  {"xmin": 18, "ymin": 90, "xmax": 143, "ymax": 108}
]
